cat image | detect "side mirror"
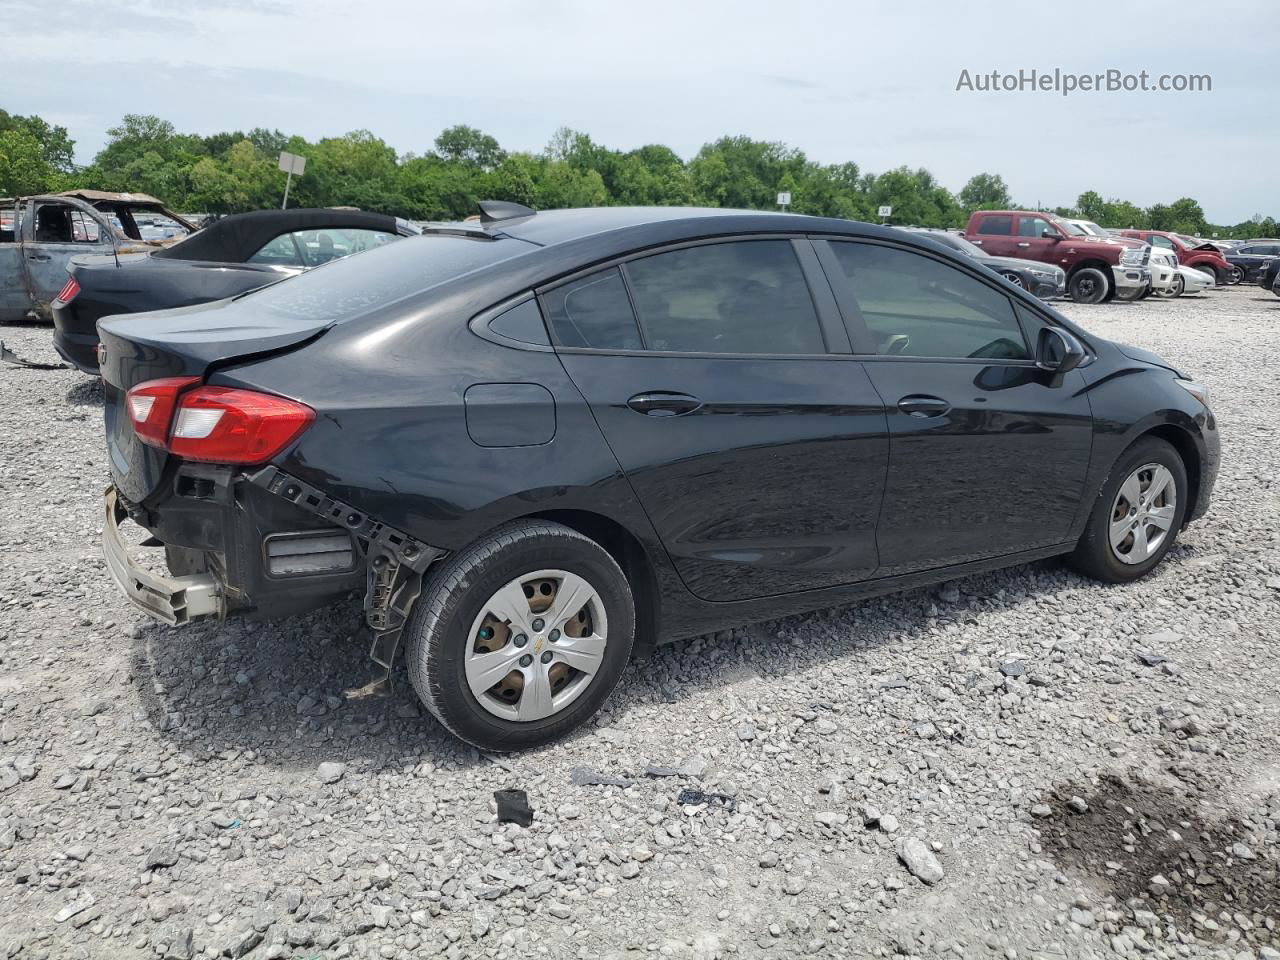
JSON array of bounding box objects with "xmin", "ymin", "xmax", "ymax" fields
[
  {"xmin": 1041, "ymin": 228, "xmax": 1061, "ymax": 240},
  {"xmin": 1036, "ymin": 326, "xmax": 1085, "ymax": 374}
]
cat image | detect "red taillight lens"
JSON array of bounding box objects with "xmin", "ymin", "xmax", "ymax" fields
[
  {"xmin": 168, "ymin": 386, "xmax": 314, "ymax": 464},
  {"xmin": 124, "ymin": 379, "xmax": 313, "ymax": 464},
  {"xmin": 54, "ymin": 277, "xmax": 80, "ymax": 304},
  {"xmin": 126, "ymin": 377, "xmax": 200, "ymax": 448}
]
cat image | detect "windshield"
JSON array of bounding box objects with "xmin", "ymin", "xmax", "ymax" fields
[
  {"xmin": 242, "ymin": 233, "xmax": 532, "ymax": 323},
  {"xmin": 1055, "ymin": 219, "xmax": 1089, "ymax": 237},
  {"xmin": 1078, "ymin": 221, "xmax": 1108, "ymax": 237}
]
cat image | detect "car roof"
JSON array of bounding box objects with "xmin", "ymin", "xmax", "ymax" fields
[
  {"xmin": 469, "ymin": 206, "xmax": 885, "ymax": 248},
  {"xmin": 154, "ymin": 208, "xmax": 405, "ymax": 264}
]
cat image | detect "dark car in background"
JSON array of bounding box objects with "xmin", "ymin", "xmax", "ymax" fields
[
  {"xmin": 1259, "ymin": 257, "xmax": 1280, "ymax": 296},
  {"xmin": 53, "ymin": 208, "xmax": 418, "ymax": 373},
  {"xmin": 1223, "ymin": 240, "xmax": 1280, "ymax": 284},
  {"xmin": 99, "ymin": 203, "xmax": 1218, "ymax": 750},
  {"xmin": 898, "ymin": 227, "xmax": 1065, "ymax": 299}
]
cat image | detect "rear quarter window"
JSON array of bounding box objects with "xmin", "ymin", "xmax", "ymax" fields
[{"xmin": 244, "ymin": 234, "xmax": 529, "ymax": 323}]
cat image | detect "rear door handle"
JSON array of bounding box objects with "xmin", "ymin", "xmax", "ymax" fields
[
  {"xmin": 26, "ymin": 253, "xmax": 51, "ymax": 262},
  {"xmin": 897, "ymin": 395, "xmax": 951, "ymax": 417},
  {"xmin": 627, "ymin": 391, "xmax": 703, "ymax": 417}
]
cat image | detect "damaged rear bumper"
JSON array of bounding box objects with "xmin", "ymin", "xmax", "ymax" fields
[{"xmin": 103, "ymin": 486, "xmax": 225, "ymax": 625}]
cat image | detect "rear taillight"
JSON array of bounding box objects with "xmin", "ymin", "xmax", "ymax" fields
[
  {"xmin": 54, "ymin": 278, "xmax": 80, "ymax": 305},
  {"xmin": 125, "ymin": 379, "xmax": 314, "ymax": 465},
  {"xmin": 127, "ymin": 377, "xmax": 199, "ymax": 448}
]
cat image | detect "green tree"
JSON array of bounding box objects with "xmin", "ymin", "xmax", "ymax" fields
[
  {"xmin": 1076, "ymin": 191, "xmax": 1106, "ymax": 222},
  {"xmin": 434, "ymin": 125, "xmax": 505, "ymax": 169},
  {"xmin": 0, "ymin": 109, "xmax": 75, "ymax": 172},
  {"xmin": 958, "ymin": 173, "xmax": 1011, "ymax": 212},
  {"xmin": 0, "ymin": 129, "xmax": 60, "ymax": 194}
]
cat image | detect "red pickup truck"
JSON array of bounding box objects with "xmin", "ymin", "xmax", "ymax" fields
[
  {"xmin": 963, "ymin": 210, "xmax": 1150, "ymax": 304},
  {"xmin": 1117, "ymin": 230, "xmax": 1228, "ymax": 284}
]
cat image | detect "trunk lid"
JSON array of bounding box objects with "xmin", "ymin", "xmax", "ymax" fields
[{"xmin": 100, "ymin": 298, "xmax": 329, "ymax": 503}]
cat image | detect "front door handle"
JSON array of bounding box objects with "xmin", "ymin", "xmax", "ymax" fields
[
  {"xmin": 897, "ymin": 395, "xmax": 951, "ymax": 418},
  {"xmin": 627, "ymin": 391, "xmax": 703, "ymax": 417},
  {"xmin": 26, "ymin": 253, "xmax": 51, "ymax": 262},
  {"xmin": 1016, "ymin": 242, "xmax": 1031, "ymax": 248}
]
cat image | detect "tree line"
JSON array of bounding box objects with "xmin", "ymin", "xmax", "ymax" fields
[{"xmin": 2, "ymin": 109, "xmax": 1276, "ymax": 239}]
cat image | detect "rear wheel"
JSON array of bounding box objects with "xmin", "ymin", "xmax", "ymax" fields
[
  {"xmin": 405, "ymin": 520, "xmax": 635, "ymax": 750},
  {"xmin": 1067, "ymin": 437, "xmax": 1187, "ymax": 583},
  {"xmin": 1068, "ymin": 267, "xmax": 1110, "ymax": 304},
  {"xmin": 1197, "ymin": 265, "xmax": 1220, "ymax": 285}
]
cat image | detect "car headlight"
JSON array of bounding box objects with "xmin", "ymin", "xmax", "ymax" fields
[
  {"xmin": 1175, "ymin": 379, "xmax": 1210, "ymax": 405},
  {"xmin": 1027, "ymin": 268, "xmax": 1055, "ymax": 279},
  {"xmin": 1119, "ymin": 248, "xmax": 1144, "ymax": 266}
]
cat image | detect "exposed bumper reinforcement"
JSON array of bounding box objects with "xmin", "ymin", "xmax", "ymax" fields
[{"xmin": 103, "ymin": 487, "xmax": 225, "ymax": 626}]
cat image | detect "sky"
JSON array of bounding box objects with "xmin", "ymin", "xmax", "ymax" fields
[{"xmin": 2, "ymin": 0, "xmax": 1277, "ymax": 224}]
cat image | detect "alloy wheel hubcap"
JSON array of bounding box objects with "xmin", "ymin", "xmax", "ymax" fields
[
  {"xmin": 1108, "ymin": 462, "xmax": 1177, "ymax": 565},
  {"xmin": 465, "ymin": 569, "xmax": 607, "ymax": 721}
]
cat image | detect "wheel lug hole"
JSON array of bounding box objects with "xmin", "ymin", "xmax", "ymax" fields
[
  {"xmin": 519, "ymin": 654, "xmax": 533, "ymax": 667},
  {"xmin": 513, "ymin": 634, "xmax": 527, "ymax": 648},
  {"xmin": 540, "ymin": 651, "xmax": 553, "ymax": 664},
  {"xmin": 548, "ymin": 629, "xmax": 560, "ymax": 642},
  {"xmin": 531, "ymin": 618, "xmax": 545, "ymax": 632}
]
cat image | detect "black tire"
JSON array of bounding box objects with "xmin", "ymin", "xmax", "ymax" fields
[
  {"xmin": 1227, "ymin": 264, "xmax": 1244, "ymax": 285},
  {"xmin": 1197, "ymin": 265, "xmax": 1220, "ymax": 286},
  {"xmin": 1155, "ymin": 273, "xmax": 1185, "ymax": 298},
  {"xmin": 405, "ymin": 519, "xmax": 635, "ymax": 751},
  {"xmin": 1068, "ymin": 267, "xmax": 1110, "ymax": 304},
  {"xmin": 1066, "ymin": 437, "xmax": 1188, "ymax": 584}
]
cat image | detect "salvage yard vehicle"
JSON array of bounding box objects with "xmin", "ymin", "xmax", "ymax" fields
[
  {"xmin": 1118, "ymin": 229, "xmax": 1230, "ymax": 285},
  {"xmin": 896, "ymin": 227, "xmax": 1066, "ymax": 299},
  {"xmin": 99, "ymin": 203, "xmax": 1219, "ymax": 750},
  {"xmin": 1222, "ymin": 240, "xmax": 1280, "ymax": 284},
  {"xmin": 54, "ymin": 208, "xmax": 418, "ymax": 374},
  {"xmin": 0, "ymin": 191, "xmax": 195, "ymax": 322},
  {"xmin": 962, "ymin": 210, "xmax": 1150, "ymax": 304}
]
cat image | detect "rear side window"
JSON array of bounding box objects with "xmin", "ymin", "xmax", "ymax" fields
[
  {"xmin": 623, "ymin": 240, "xmax": 825, "ymax": 354},
  {"xmin": 245, "ymin": 234, "xmax": 528, "ymax": 324},
  {"xmin": 541, "ymin": 268, "xmax": 642, "ymax": 350},
  {"xmin": 829, "ymin": 242, "xmax": 1028, "ymax": 360},
  {"xmin": 975, "ymin": 215, "xmax": 1013, "ymax": 236}
]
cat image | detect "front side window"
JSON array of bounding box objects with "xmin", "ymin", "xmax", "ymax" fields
[
  {"xmin": 32, "ymin": 203, "xmax": 102, "ymax": 245},
  {"xmin": 541, "ymin": 268, "xmax": 642, "ymax": 350},
  {"xmin": 1018, "ymin": 216, "xmax": 1053, "ymax": 238},
  {"xmin": 975, "ymin": 215, "xmax": 1013, "ymax": 236},
  {"xmin": 623, "ymin": 240, "xmax": 825, "ymax": 354},
  {"xmin": 829, "ymin": 241, "xmax": 1029, "ymax": 361}
]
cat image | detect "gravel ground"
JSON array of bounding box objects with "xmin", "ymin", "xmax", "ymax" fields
[{"xmin": 1, "ymin": 286, "xmax": 1278, "ymax": 960}]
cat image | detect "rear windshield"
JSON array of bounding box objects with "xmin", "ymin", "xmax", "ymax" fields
[{"xmin": 243, "ymin": 233, "xmax": 530, "ymax": 323}]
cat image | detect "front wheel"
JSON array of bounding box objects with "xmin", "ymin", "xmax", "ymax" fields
[
  {"xmin": 405, "ymin": 520, "xmax": 635, "ymax": 751},
  {"xmin": 1068, "ymin": 267, "xmax": 1110, "ymax": 304},
  {"xmin": 1227, "ymin": 265, "xmax": 1244, "ymax": 285},
  {"xmin": 1155, "ymin": 274, "xmax": 1185, "ymax": 298},
  {"xmin": 1066, "ymin": 437, "xmax": 1187, "ymax": 583}
]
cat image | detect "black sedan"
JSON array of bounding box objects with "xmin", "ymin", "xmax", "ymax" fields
[
  {"xmin": 52, "ymin": 208, "xmax": 418, "ymax": 374},
  {"xmin": 898, "ymin": 227, "xmax": 1066, "ymax": 299},
  {"xmin": 1259, "ymin": 257, "xmax": 1280, "ymax": 296},
  {"xmin": 1224, "ymin": 240, "xmax": 1280, "ymax": 284},
  {"xmin": 98, "ymin": 203, "xmax": 1219, "ymax": 750}
]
